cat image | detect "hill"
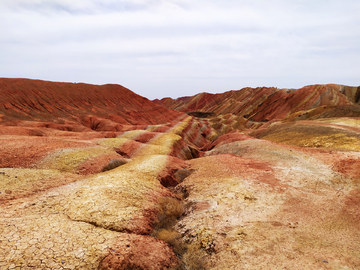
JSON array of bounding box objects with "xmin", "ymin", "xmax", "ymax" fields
[
  {"xmin": 154, "ymin": 84, "xmax": 360, "ymax": 121},
  {"xmin": 0, "ymin": 78, "xmax": 183, "ymax": 131},
  {"xmin": 0, "ymin": 79, "xmax": 359, "ymax": 269}
]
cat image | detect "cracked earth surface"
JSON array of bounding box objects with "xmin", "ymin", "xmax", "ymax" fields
[
  {"xmin": 0, "ymin": 119, "xmax": 194, "ymax": 269},
  {"xmin": 1, "ymin": 110, "xmax": 360, "ymax": 269}
]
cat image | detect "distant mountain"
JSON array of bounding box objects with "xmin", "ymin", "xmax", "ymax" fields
[{"xmin": 154, "ymin": 84, "xmax": 360, "ymax": 122}]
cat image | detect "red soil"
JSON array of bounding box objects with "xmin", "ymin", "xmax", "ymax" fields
[
  {"xmin": 100, "ymin": 235, "xmax": 179, "ymax": 270},
  {"xmin": 249, "ymin": 84, "xmax": 351, "ymax": 121},
  {"xmin": 0, "ymin": 135, "xmax": 95, "ymax": 168},
  {"xmin": 77, "ymin": 153, "xmax": 124, "ymax": 175},
  {"xmin": 133, "ymin": 131, "xmax": 159, "ymax": 143},
  {"xmin": 1, "ymin": 78, "xmax": 360, "ymax": 269},
  {"xmin": 333, "ymin": 158, "xmax": 360, "ymax": 179},
  {"xmin": 205, "ymin": 132, "xmax": 255, "ymax": 150},
  {"xmin": 0, "ymin": 78, "xmax": 184, "ymax": 129},
  {"xmin": 157, "ymin": 156, "xmax": 188, "ymax": 187},
  {"xmin": 155, "ymin": 84, "xmax": 355, "ymax": 122}
]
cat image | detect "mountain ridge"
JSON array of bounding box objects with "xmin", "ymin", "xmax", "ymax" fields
[
  {"xmin": 154, "ymin": 84, "xmax": 360, "ymax": 121},
  {"xmin": 0, "ymin": 78, "xmax": 184, "ymax": 131}
]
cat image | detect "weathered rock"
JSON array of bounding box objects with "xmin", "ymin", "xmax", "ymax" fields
[
  {"xmin": 256, "ymin": 119, "xmax": 360, "ymax": 151},
  {"xmin": 155, "ymin": 84, "xmax": 356, "ymax": 122},
  {"xmin": 1, "ymin": 79, "xmax": 360, "ymax": 269},
  {"xmin": 101, "ymin": 158, "xmax": 129, "ymax": 172},
  {"xmin": 175, "ymin": 144, "xmax": 360, "ymax": 269},
  {"xmin": 0, "ymin": 115, "xmax": 196, "ymax": 269},
  {"xmin": 99, "ymin": 235, "xmax": 179, "ymax": 270},
  {"xmin": 174, "ymin": 168, "xmax": 193, "ymax": 183},
  {"xmin": 0, "ymin": 78, "xmax": 184, "ymax": 125}
]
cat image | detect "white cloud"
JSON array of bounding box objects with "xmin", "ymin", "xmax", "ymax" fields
[{"xmin": 0, "ymin": 0, "xmax": 359, "ymax": 99}]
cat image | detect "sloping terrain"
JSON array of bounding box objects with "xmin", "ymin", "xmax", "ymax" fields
[
  {"xmin": 154, "ymin": 84, "xmax": 360, "ymax": 122},
  {"xmin": 0, "ymin": 79, "xmax": 360, "ymax": 269},
  {"xmin": 0, "ymin": 78, "xmax": 183, "ymax": 129}
]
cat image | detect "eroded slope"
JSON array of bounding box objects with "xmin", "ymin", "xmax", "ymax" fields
[
  {"xmin": 1, "ymin": 79, "xmax": 360, "ymax": 269},
  {"xmin": 0, "ymin": 78, "xmax": 183, "ymax": 129}
]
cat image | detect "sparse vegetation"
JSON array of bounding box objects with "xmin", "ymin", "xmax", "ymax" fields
[
  {"xmin": 154, "ymin": 196, "xmax": 184, "ymax": 230},
  {"xmin": 101, "ymin": 158, "xmax": 128, "ymax": 172},
  {"xmin": 153, "ymin": 196, "xmax": 208, "ymax": 270},
  {"xmin": 179, "ymin": 242, "xmax": 207, "ymax": 270}
]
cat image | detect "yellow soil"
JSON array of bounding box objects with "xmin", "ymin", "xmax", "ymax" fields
[
  {"xmin": 97, "ymin": 137, "xmax": 130, "ymax": 148},
  {"xmin": 135, "ymin": 133, "xmax": 182, "ymax": 157},
  {"xmin": 0, "ymin": 211, "xmax": 120, "ymax": 269},
  {"xmin": 316, "ymin": 117, "xmax": 360, "ymax": 128},
  {"xmin": 0, "ymin": 118, "xmax": 195, "ymax": 269},
  {"xmin": 146, "ymin": 124, "xmax": 163, "ymax": 131},
  {"xmin": 263, "ymin": 131, "xmax": 360, "ymax": 151},
  {"xmin": 118, "ymin": 129, "xmax": 147, "ymax": 139},
  {"xmin": 0, "ymin": 168, "xmax": 82, "ymax": 200},
  {"xmin": 167, "ymin": 116, "xmax": 192, "ymax": 135},
  {"xmin": 0, "ymin": 153, "xmax": 172, "ymax": 269},
  {"xmin": 36, "ymin": 146, "xmax": 117, "ymax": 173},
  {"xmin": 176, "ymin": 151, "xmax": 360, "ymax": 269}
]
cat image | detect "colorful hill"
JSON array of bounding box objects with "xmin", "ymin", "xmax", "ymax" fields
[
  {"xmin": 154, "ymin": 84, "xmax": 360, "ymax": 121},
  {"xmin": 0, "ymin": 79, "xmax": 360, "ymax": 269},
  {"xmin": 0, "ymin": 78, "xmax": 183, "ymax": 130}
]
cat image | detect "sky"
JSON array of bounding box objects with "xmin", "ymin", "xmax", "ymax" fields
[{"xmin": 1, "ymin": 0, "xmax": 359, "ymax": 100}]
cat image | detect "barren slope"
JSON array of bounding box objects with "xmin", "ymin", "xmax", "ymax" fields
[
  {"xmin": 0, "ymin": 79, "xmax": 360, "ymax": 269},
  {"xmin": 0, "ymin": 78, "xmax": 183, "ymax": 129},
  {"xmin": 154, "ymin": 84, "xmax": 360, "ymax": 122}
]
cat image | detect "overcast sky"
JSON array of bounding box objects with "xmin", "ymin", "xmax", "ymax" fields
[{"xmin": 1, "ymin": 0, "xmax": 359, "ymax": 99}]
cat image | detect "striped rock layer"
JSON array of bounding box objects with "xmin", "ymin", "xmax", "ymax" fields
[
  {"xmin": 0, "ymin": 78, "xmax": 183, "ymax": 128},
  {"xmin": 154, "ymin": 84, "xmax": 360, "ymax": 122},
  {"xmin": 1, "ymin": 79, "xmax": 360, "ymax": 269}
]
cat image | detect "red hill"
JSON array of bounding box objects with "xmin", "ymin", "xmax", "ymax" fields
[
  {"xmin": 154, "ymin": 84, "xmax": 360, "ymax": 121},
  {"xmin": 0, "ymin": 78, "xmax": 183, "ymax": 130},
  {"xmin": 1, "ymin": 79, "xmax": 360, "ymax": 269}
]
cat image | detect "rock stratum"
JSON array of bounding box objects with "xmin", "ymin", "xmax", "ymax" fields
[
  {"xmin": 0, "ymin": 78, "xmax": 182, "ymax": 130},
  {"xmin": 1, "ymin": 78, "xmax": 360, "ymax": 269}
]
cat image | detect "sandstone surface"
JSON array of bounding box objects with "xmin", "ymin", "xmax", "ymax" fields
[{"xmin": 1, "ymin": 79, "xmax": 360, "ymax": 269}]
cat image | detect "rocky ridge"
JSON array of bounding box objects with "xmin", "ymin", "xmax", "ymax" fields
[{"xmin": 0, "ymin": 79, "xmax": 360, "ymax": 269}]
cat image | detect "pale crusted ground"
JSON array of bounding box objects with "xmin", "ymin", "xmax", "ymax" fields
[
  {"xmin": 259, "ymin": 119, "xmax": 360, "ymax": 152},
  {"xmin": 0, "ymin": 207, "xmax": 119, "ymax": 269},
  {"xmin": 0, "ymin": 154, "xmax": 176, "ymax": 269},
  {"xmin": 175, "ymin": 138, "xmax": 360, "ymax": 269},
  {"xmin": 0, "ymin": 118, "xmax": 203, "ymax": 269},
  {"xmin": 0, "ymin": 168, "xmax": 83, "ymax": 200},
  {"xmin": 1, "ymin": 116, "xmax": 360, "ymax": 269},
  {"xmin": 35, "ymin": 147, "xmax": 119, "ymax": 173}
]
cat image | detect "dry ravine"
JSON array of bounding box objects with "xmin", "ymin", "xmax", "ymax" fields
[{"xmin": 0, "ymin": 79, "xmax": 359, "ymax": 269}]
